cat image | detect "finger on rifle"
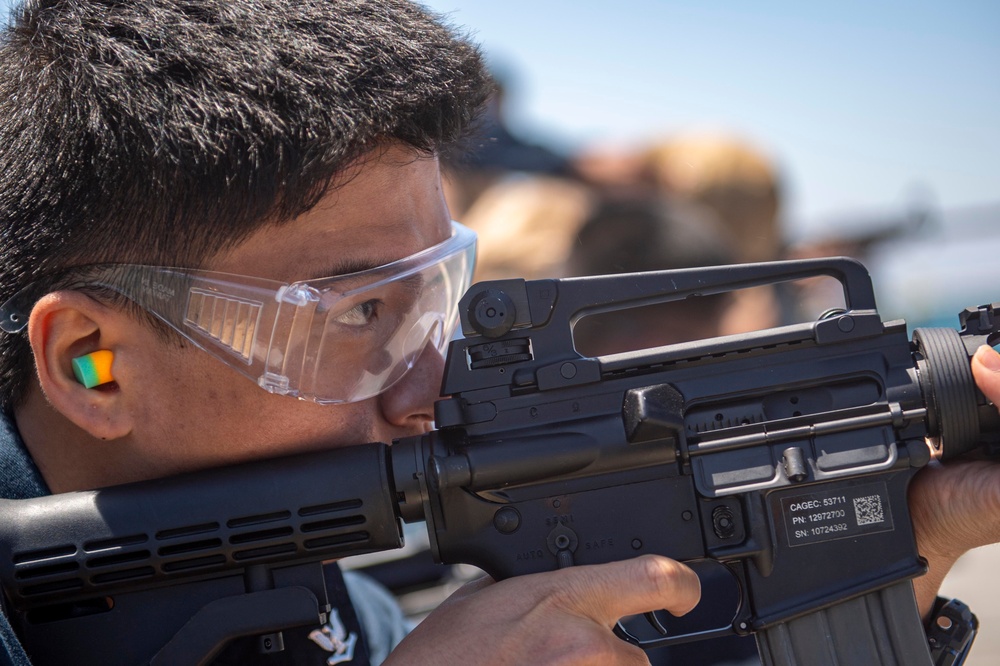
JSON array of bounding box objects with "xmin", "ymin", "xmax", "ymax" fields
[
  {"xmin": 551, "ymin": 554, "xmax": 701, "ymax": 626},
  {"xmin": 443, "ymin": 574, "xmax": 495, "ymax": 603},
  {"xmin": 972, "ymin": 345, "xmax": 1000, "ymax": 407}
]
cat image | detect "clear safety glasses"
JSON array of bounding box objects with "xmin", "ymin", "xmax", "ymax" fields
[{"xmin": 1, "ymin": 221, "xmax": 477, "ymax": 404}]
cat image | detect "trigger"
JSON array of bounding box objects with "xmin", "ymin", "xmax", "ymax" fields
[{"xmin": 644, "ymin": 611, "xmax": 670, "ymax": 637}]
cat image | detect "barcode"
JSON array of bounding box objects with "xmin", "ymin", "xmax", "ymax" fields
[{"xmin": 854, "ymin": 495, "xmax": 884, "ymax": 526}]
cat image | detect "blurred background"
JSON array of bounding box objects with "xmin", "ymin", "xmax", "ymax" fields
[
  {"xmin": 2, "ymin": 0, "xmax": 997, "ymax": 662},
  {"xmin": 419, "ymin": 0, "xmax": 999, "ymax": 327}
]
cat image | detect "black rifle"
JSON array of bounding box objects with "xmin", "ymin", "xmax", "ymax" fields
[{"xmin": 1, "ymin": 258, "xmax": 997, "ymax": 665}]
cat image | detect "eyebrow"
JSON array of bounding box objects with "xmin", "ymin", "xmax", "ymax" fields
[{"xmin": 311, "ymin": 255, "xmax": 399, "ymax": 281}]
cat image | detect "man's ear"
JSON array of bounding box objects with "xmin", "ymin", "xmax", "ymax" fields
[{"xmin": 28, "ymin": 291, "xmax": 133, "ymax": 441}]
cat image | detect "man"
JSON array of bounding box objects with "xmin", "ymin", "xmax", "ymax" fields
[
  {"xmin": 0, "ymin": 1, "xmax": 997, "ymax": 665},
  {"xmin": 0, "ymin": 1, "xmax": 699, "ymax": 663}
]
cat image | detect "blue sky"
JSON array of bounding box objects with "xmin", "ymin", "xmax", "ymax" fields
[{"xmin": 2, "ymin": 0, "xmax": 997, "ymax": 239}]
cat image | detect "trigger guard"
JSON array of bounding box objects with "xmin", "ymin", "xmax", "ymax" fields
[
  {"xmin": 612, "ymin": 616, "xmax": 744, "ymax": 650},
  {"xmin": 611, "ymin": 559, "xmax": 751, "ymax": 650}
]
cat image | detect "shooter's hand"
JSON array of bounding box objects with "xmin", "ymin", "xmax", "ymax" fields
[
  {"xmin": 382, "ymin": 555, "xmax": 700, "ymax": 665},
  {"xmin": 910, "ymin": 345, "xmax": 1000, "ymax": 618}
]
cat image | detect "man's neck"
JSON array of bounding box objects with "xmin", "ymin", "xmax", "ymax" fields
[{"xmin": 15, "ymin": 386, "xmax": 125, "ymax": 493}]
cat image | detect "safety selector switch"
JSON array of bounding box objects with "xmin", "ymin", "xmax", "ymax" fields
[{"xmin": 547, "ymin": 524, "xmax": 579, "ymax": 569}]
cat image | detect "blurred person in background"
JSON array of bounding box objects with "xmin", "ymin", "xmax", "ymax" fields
[
  {"xmin": 576, "ymin": 131, "xmax": 787, "ymax": 335},
  {"xmin": 461, "ymin": 174, "xmax": 739, "ymax": 351},
  {"xmin": 564, "ymin": 192, "xmax": 736, "ymax": 356},
  {"xmin": 461, "ymin": 174, "xmax": 594, "ymax": 281},
  {"xmin": 637, "ymin": 133, "xmax": 782, "ymax": 265}
]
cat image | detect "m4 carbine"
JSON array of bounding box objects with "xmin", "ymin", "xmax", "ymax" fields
[{"xmin": 0, "ymin": 257, "xmax": 997, "ymax": 665}]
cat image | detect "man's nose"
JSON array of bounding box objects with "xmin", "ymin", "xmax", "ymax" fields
[{"xmin": 378, "ymin": 342, "xmax": 445, "ymax": 434}]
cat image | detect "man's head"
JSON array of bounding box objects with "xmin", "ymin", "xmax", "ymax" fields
[{"xmin": 0, "ymin": 0, "xmax": 491, "ymax": 490}]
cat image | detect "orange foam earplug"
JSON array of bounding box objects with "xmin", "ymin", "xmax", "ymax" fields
[{"xmin": 71, "ymin": 350, "xmax": 115, "ymax": 388}]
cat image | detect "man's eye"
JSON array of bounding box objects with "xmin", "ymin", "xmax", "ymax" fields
[{"xmin": 335, "ymin": 299, "xmax": 380, "ymax": 327}]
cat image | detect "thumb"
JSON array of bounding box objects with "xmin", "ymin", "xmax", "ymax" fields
[{"xmin": 971, "ymin": 345, "xmax": 1000, "ymax": 406}]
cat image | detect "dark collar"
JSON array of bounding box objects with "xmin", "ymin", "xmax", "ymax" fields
[{"xmin": 0, "ymin": 411, "xmax": 49, "ymax": 499}]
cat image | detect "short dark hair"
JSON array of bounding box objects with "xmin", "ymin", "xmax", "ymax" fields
[{"xmin": 0, "ymin": 0, "xmax": 491, "ymax": 412}]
